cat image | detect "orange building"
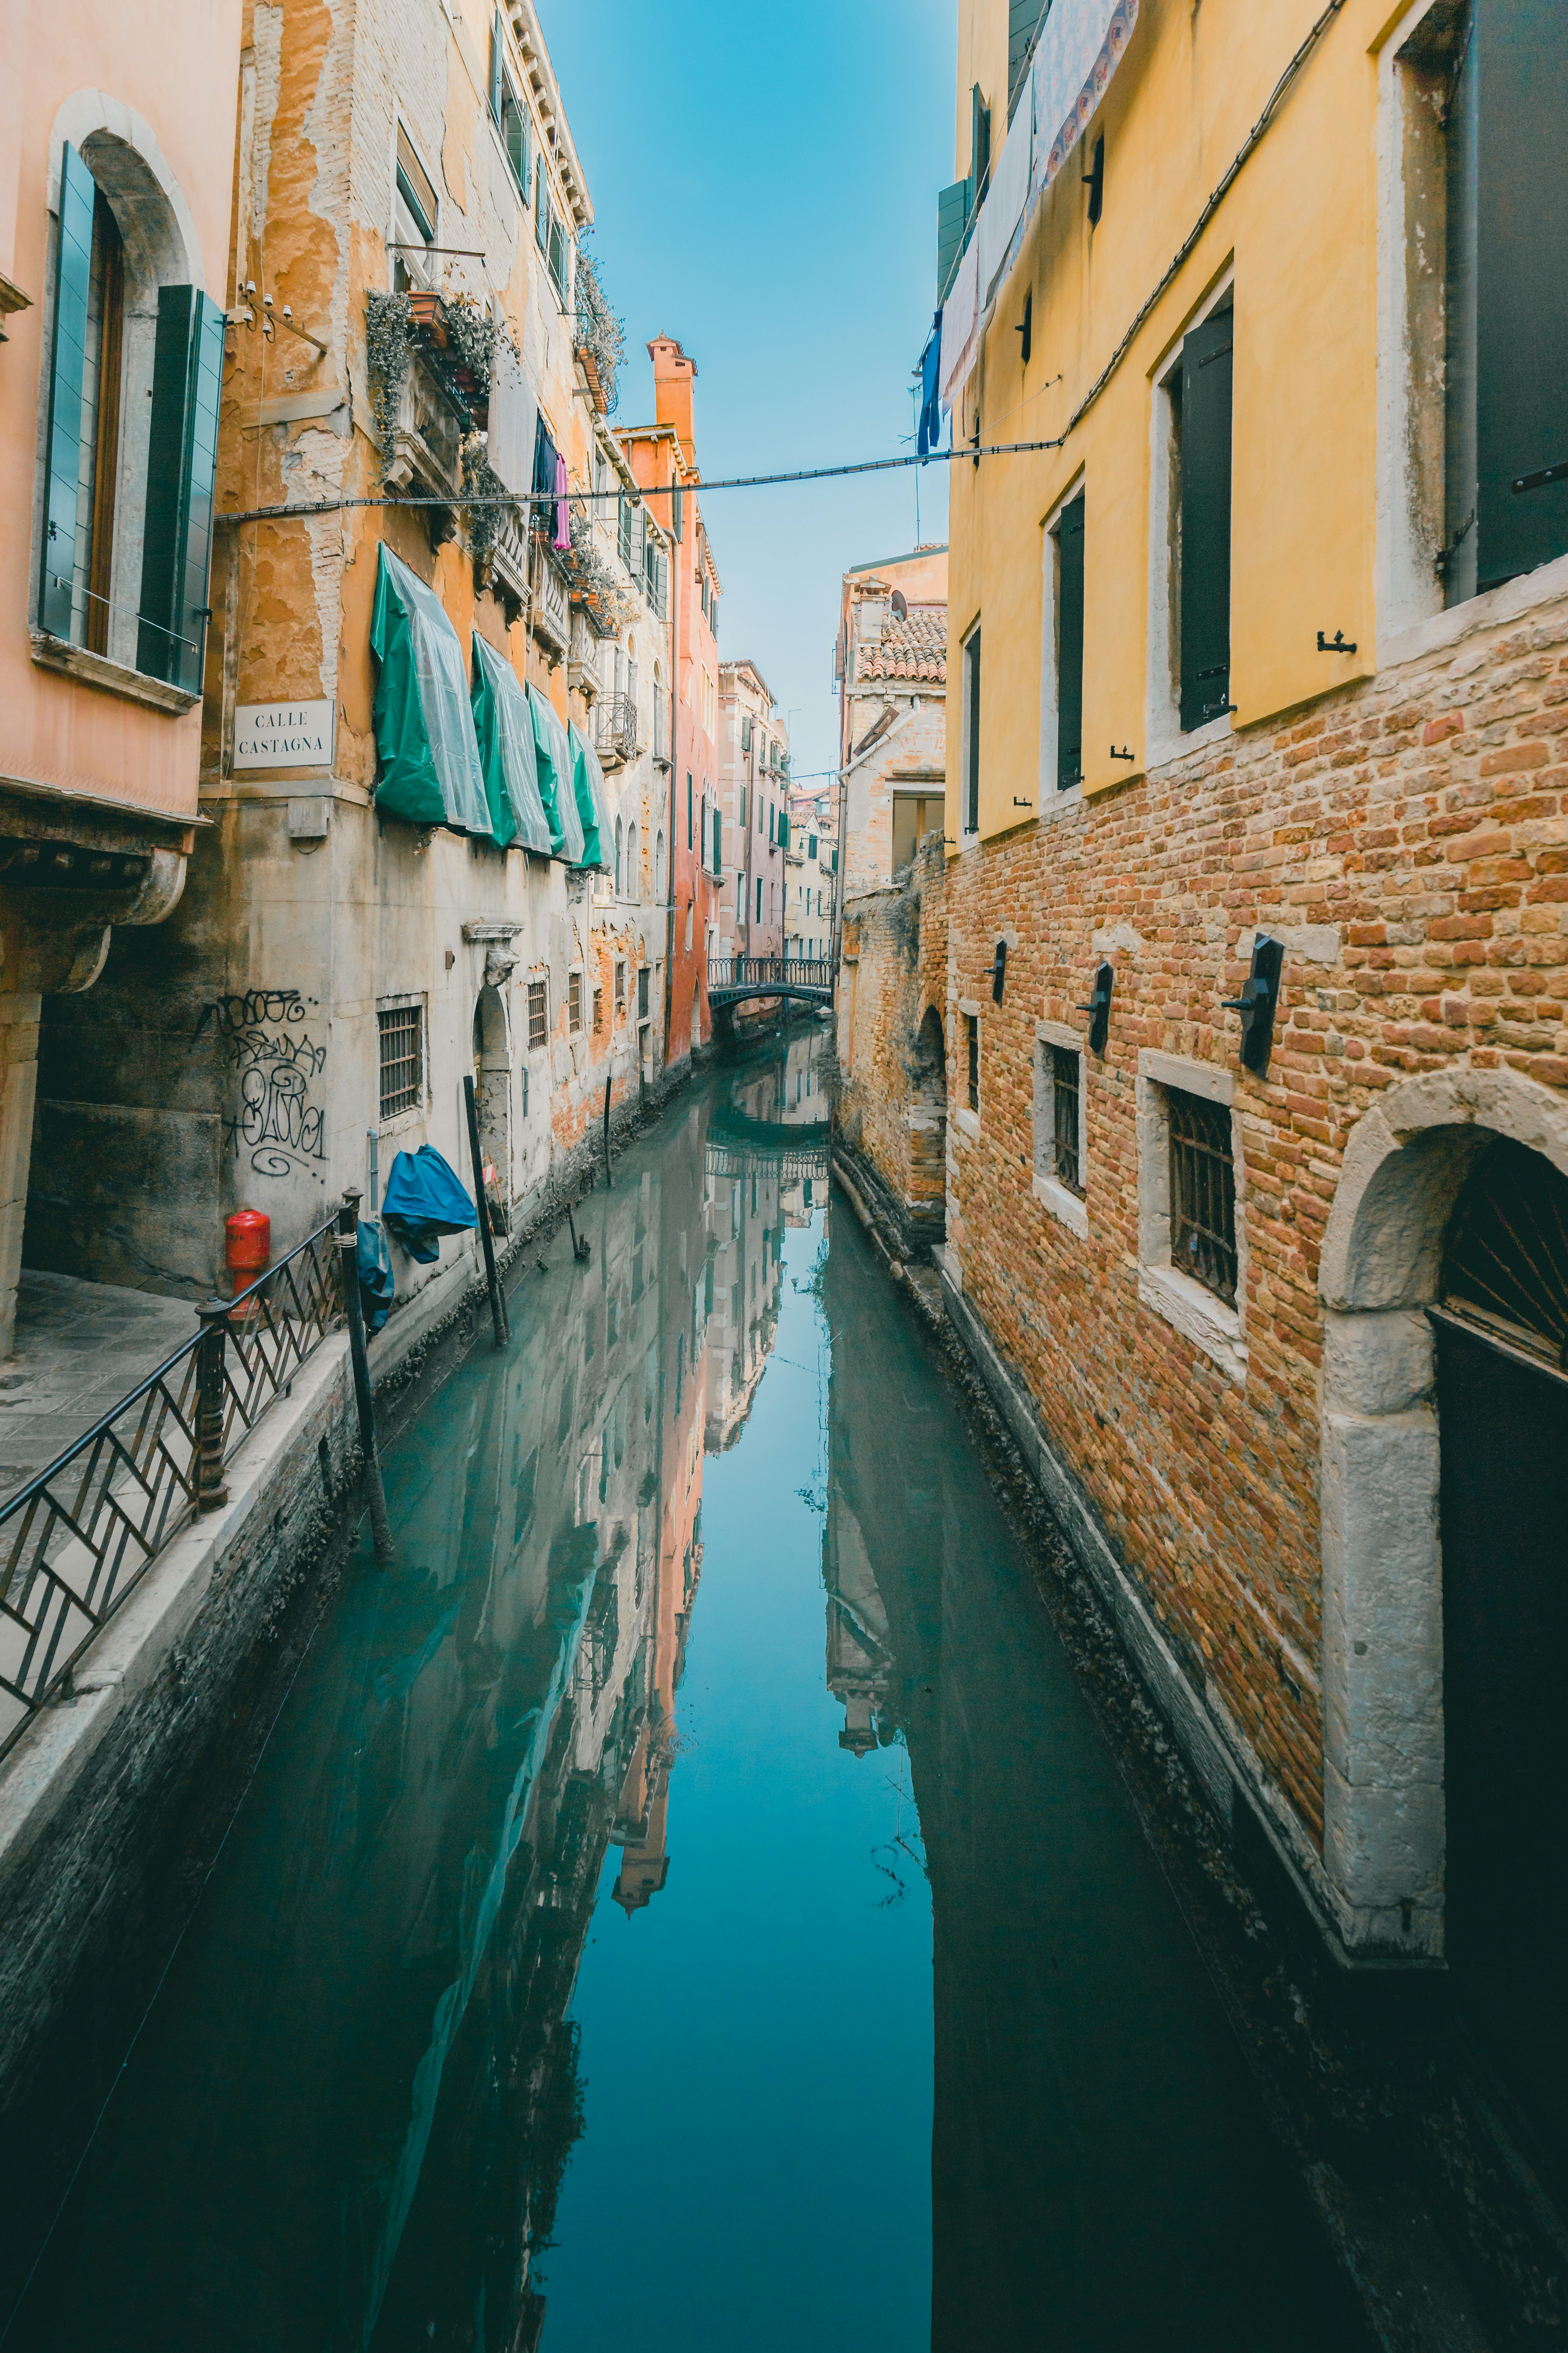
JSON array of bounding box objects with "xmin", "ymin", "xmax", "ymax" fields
[{"xmin": 619, "ymin": 337, "xmax": 722, "ymax": 1068}]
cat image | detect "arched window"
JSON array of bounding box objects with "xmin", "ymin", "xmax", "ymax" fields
[
  {"xmin": 615, "ymin": 815, "xmax": 624, "ymax": 895},
  {"xmin": 35, "ymin": 110, "xmax": 217, "ymax": 694},
  {"xmin": 654, "ymin": 828, "xmax": 666, "ymax": 901},
  {"xmin": 627, "ymin": 821, "xmax": 640, "ymax": 902}
]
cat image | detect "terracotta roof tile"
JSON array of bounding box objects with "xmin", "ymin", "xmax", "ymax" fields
[{"xmin": 858, "ymin": 603, "xmax": 947, "ymax": 683}]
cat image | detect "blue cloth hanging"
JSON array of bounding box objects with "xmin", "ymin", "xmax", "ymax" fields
[
  {"xmin": 918, "ymin": 309, "xmax": 944, "ymax": 460},
  {"xmin": 357, "ymin": 1218, "xmax": 395, "ymax": 1333},
  {"xmin": 380, "ymin": 1146, "xmax": 478, "ymax": 1264}
]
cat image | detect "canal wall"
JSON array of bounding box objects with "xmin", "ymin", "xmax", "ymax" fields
[{"xmin": 0, "ymin": 1068, "xmax": 689, "ymax": 2142}]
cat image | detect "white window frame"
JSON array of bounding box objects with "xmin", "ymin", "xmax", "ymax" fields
[
  {"xmin": 1038, "ymin": 471, "xmax": 1086, "ymax": 821},
  {"xmin": 1136, "ymin": 1047, "xmax": 1248, "ymax": 1383},
  {"xmin": 1032, "ymin": 1019, "xmax": 1089, "ymax": 1237},
  {"xmin": 1145, "ymin": 269, "xmax": 1236, "ymax": 770}
]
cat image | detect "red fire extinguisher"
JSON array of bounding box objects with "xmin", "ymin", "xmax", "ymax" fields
[{"xmin": 225, "ymin": 1208, "xmax": 271, "ymax": 1296}]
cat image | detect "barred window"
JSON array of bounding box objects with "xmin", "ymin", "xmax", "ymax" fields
[
  {"xmin": 1168, "ymin": 1088, "xmax": 1237, "ymax": 1305},
  {"xmin": 965, "ymin": 1014, "xmax": 979, "ymax": 1113},
  {"xmin": 527, "ymin": 977, "xmax": 547, "ymax": 1049},
  {"xmin": 378, "ymin": 1001, "xmax": 423, "ymax": 1119},
  {"xmin": 1051, "ymin": 1046, "xmax": 1084, "ymax": 1195},
  {"xmin": 568, "ymin": 970, "xmax": 583, "ymax": 1033},
  {"xmin": 615, "ymin": 959, "xmax": 626, "ymax": 1014}
]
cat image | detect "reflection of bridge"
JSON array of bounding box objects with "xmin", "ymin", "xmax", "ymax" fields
[
  {"xmin": 706, "ymin": 1140, "xmax": 831, "ymax": 1184},
  {"xmin": 708, "ymin": 956, "xmax": 835, "ymax": 1010}
]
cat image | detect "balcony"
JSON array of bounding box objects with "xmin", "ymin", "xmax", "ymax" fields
[
  {"xmin": 597, "ymin": 693, "xmax": 640, "ymax": 770},
  {"xmin": 530, "ymin": 535, "xmax": 570, "ymax": 662}
]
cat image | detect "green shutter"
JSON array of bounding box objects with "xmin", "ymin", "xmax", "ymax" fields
[
  {"xmin": 1178, "ymin": 307, "xmax": 1234, "ymax": 733},
  {"xmin": 970, "ymin": 84, "xmax": 991, "ymax": 198},
  {"xmin": 1008, "ymin": 0, "xmax": 1049, "ymax": 119},
  {"xmin": 778, "ymin": 810, "xmax": 789, "ymax": 849},
  {"xmin": 1055, "ymin": 494, "xmax": 1085, "ymax": 789},
  {"xmin": 1472, "ymin": 0, "xmax": 1568, "ymax": 591},
  {"xmin": 137, "ymin": 284, "xmax": 224, "ymax": 692},
  {"xmin": 39, "ymin": 142, "xmax": 96, "ymax": 642},
  {"xmin": 686, "ymin": 772, "xmax": 693, "ymax": 850},
  {"xmin": 713, "ymin": 806, "xmax": 722, "ymax": 872},
  {"xmin": 936, "ymin": 180, "xmax": 969, "ymax": 302}
]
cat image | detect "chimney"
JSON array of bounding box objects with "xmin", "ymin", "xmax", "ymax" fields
[{"xmin": 648, "ymin": 334, "xmax": 697, "ymax": 452}]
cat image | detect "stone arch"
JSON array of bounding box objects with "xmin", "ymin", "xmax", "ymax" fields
[
  {"xmin": 37, "ymin": 96, "xmax": 206, "ymax": 671},
  {"xmin": 471, "ymin": 984, "xmax": 512, "ymax": 1206},
  {"xmin": 1317, "ymin": 1066, "xmax": 1568, "ymax": 1964}
]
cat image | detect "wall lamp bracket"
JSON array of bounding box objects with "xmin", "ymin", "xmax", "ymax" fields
[
  {"xmin": 1202, "ymin": 700, "xmax": 1238, "ymax": 720},
  {"xmin": 1221, "ymin": 932, "xmax": 1284, "ymax": 1074},
  {"xmin": 1316, "ymin": 630, "xmax": 1357, "ymax": 654},
  {"xmin": 1109, "ymin": 744, "xmax": 1134, "ymax": 762},
  {"xmin": 1075, "ymin": 960, "xmax": 1114, "ymax": 1056}
]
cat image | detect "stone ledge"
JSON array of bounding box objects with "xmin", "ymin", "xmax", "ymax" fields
[{"xmin": 29, "ymin": 632, "xmax": 199, "ymax": 716}]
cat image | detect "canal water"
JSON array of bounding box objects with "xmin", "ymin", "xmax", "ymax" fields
[{"xmin": 6, "ymin": 1029, "xmax": 1350, "ymax": 2351}]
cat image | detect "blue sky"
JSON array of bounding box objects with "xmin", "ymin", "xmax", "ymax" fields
[{"xmin": 543, "ymin": 0, "xmax": 956, "ymax": 793}]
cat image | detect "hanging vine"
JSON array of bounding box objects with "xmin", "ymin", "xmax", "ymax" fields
[
  {"xmin": 365, "ymin": 291, "xmax": 416, "ymax": 471},
  {"xmin": 462, "ymin": 434, "xmax": 517, "ymax": 573},
  {"xmin": 574, "ymin": 234, "xmax": 626, "ymax": 415}
]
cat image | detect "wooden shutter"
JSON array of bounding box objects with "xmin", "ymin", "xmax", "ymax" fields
[
  {"xmin": 970, "ymin": 84, "xmax": 991, "ymax": 198},
  {"xmin": 618, "ymin": 493, "xmax": 632, "ymax": 566},
  {"xmin": 713, "ymin": 806, "xmax": 722, "ymax": 873},
  {"xmin": 38, "ymin": 141, "xmax": 96, "ymax": 641},
  {"xmin": 1472, "ymin": 0, "xmax": 1568, "ymax": 591},
  {"xmin": 137, "ymin": 284, "xmax": 224, "ymax": 692},
  {"xmin": 1055, "ymin": 495, "xmax": 1085, "ymax": 789},
  {"xmin": 1007, "ymin": 1, "xmax": 1048, "ymax": 119},
  {"xmin": 1178, "ymin": 307, "xmax": 1233, "ymax": 733}
]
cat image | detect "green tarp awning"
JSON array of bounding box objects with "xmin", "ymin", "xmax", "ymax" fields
[
  {"xmin": 369, "ymin": 545, "xmax": 492, "ymax": 835},
  {"xmin": 568, "ymin": 720, "xmax": 612, "ymax": 871},
  {"xmin": 470, "ymin": 633, "xmax": 554, "ymax": 853},
  {"xmin": 528, "ymin": 684, "xmax": 584, "ymax": 863}
]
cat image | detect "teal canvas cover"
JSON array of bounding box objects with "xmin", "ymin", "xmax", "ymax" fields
[
  {"xmin": 370, "ymin": 545, "xmax": 492, "ymax": 835},
  {"xmin": 568, "ymin": 720, "xmax": 611, "ymax": 870},
  {"xmin": 470, "ymin": 633, "xmax": 554, "ymax": 853},
  {"xmin": 527, "ymin": 684, "xmax": 584, "ymax": 862}
]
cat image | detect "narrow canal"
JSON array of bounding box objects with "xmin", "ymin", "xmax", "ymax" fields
[{"xmin": 7, "ymin": 1029, "xmax": 1353, "ymax": 2351}]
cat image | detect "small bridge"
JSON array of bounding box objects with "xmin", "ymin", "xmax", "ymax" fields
[{"xmin": 708, "ymin": 956, "xmax": 835, "ymax": 1010}]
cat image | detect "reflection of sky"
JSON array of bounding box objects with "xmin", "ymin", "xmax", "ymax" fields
[{"xmin": 545, "ymin": 1216, "xmax": 933, "ymax": 2352}]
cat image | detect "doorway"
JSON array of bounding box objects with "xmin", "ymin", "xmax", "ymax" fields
[
  {"xmin": 1436, "ymin": 1136, "xmax": 1568, "ymax": 2172},
  {"xmin": 471, "ymin": 985, "xmax": 511, "ymax": 1212}
]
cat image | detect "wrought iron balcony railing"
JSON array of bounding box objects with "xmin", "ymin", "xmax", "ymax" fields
[{"xmin": 597, "ymin": 691, "xmax": 639, "ymax": 769}]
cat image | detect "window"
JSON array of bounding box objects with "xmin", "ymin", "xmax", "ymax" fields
[
  {"xmin": 1053, "ymin": 493, "xmax": 1085, "ymax": 789},
  {"xmin": 638, "ymin": 965, "xmax": 650, "ymax": 1018},
  {"xmin": 488, "ymin": 16, "xmax": 530, "ymax": 201},
  {"xmin": 1008, "ymin": 0, "xmax": 1050, "ymax": 118},
  {"xmin": 618, "ymin": 493, "xmax": 634, "ymax": 567},
  {"xmin": 396, "ymin": 125, "xmax": 437, "ymax": 243},
  {"xmin": 378, "ymin": 1001, "xmax": 423, "ymax": 1119},
  {"xmin": 756, "ymin": 876, "xmax": 763, "ymax": 923},
  {"xmin": 741, "ymin": 712, "xmax": 752, "ymax": 752},
  {"xmin": 891, "ymin": 794, "xmax": 943, "ymax": 874},
  {"xmin": 1168, "ymin": 1088, "xmax": 1237, "ymax": 1305},
  {"xmin": 965, "ymin": 1014, "xmax": 980, "ymax": 1113},
  {"xmin": 615, "ymin": 960, "xmax": 626, "ymax": 1014},
  {"xmin": 1171, "ymin": 303, "xmax": 1233, "ymax": 732},
  {"xmin": 655, "ymin": 829, "xmax": 666, "ymax": 898},
  {"xmin": 808, "ymin": 833, "xmax": 817, "ymax": 859},
  {"xmin": 961, "ymin": 623, "xmax": 982, "ymax": 832},
  {"xmin": 1051, "ymin": 1048, "xmax": 1083, "ymax": 1194},
  {"xmin": 686, "ymin": 772, "xmax": 693, "ymax": 850},
  {"xmin": 568, "ymin": 970, "xmax": 583, "ymax": 1033},
  {"xmin": 527, "ymin": 977, "xmax": 548, "ymax": 1048}
]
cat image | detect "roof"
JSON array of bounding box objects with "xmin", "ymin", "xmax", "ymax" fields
[
  {"xmin": 719, "ymin": 658, "xmax": 775, "ymax": 706},
  {"xmin": 857, "ymin": 604, "xmax": 947, "ymax": 684},
  {"xmin": 845, "ymin": 542, "xmax": 948, "ymax": 577}
]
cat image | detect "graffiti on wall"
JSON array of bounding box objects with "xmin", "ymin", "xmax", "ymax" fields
[{"xmin": 194, "ymin": 991, "xmax": 328, "ymax": 1180}]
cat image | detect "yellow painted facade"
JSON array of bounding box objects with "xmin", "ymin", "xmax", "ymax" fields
[{"xmin": 946, "ymin": 0, "xmax": 1404, "ymax": 832}]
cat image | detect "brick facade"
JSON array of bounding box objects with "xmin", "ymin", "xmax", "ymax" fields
[
  {"xmin": 837, "ymin": 836, "xmax": 949, "ymax": 1260},
  {"xmin": 841, "ymin": 558, "xmax": 1568, "ymax": 1941}
]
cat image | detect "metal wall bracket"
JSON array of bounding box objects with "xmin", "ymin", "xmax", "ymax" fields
[{"xmin": 1221, "ymin": 933, "xmax": 1284, "ymax": 1074}]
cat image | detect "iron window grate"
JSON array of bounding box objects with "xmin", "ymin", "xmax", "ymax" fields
[
  {"xmin": 1168, "ymin": 1088, "xmax": 1236, "ymax": 1305},
  {"xmin": 1052, "ymin": 1046, "xmax": 1084, "ymax": 1195},
  {"xmin": 966, "ymin": 1015, "xmax": 980, "ymax": 1113},
  {"xmin": 378, "ymin": 1003, "xmax": 423, "ymax": 1119},
  {"xmin": 638, "ymin": 966, "xmax": 650, "ymax": 1018},
  {"xmin": 568, "ymin": 971, "xmax": 582, "ymax": 1034},
  {"xmin": 527, "ymin": 978, "xmax": 547, "ymax": 1049}
]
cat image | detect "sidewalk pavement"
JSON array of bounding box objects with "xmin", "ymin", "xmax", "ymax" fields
[{"xmin": 0, "ymin": 1272, "xmax": 200, "ymax": 1508}]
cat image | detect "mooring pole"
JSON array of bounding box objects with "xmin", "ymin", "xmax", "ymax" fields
[
  {"xmin": 602, "ymin": 1073, "xmax": 613, "ymax": 1191},
  {"xmin": 337, "ymin": 1190, "xmax": 394, "ymax": 1560},
  {"xmin": 463, "ymin": 1073, "xmax": 510, "ymax": 1347}
]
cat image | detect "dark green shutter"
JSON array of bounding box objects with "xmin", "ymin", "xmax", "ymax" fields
[
  {"xmin": 970, "ymin": 84, "xmax": 991, "ymax": 199},
  {"xmin": 714, "ymin": 806, "xmax": 722, "ymax": 872},
  {"xmin": 1178, "ymin": 307, "xmax": 1233, "ymax": 732},
  {"xmin": 39, "ymin": 142, "xmax": 96, "ymax": 641},
  {"xmin": 1471, "ymin": 0, "xmax": 1568, "ymax": 592},
  {"xmin": 687, "ymin": 772, "xmax": 693, "ymax": 849},
  {"xmin": 1008, "ymin": 1, "xmax": 1049, "ymax": 119},
  {"xmin": 138, "ymin": 285, "xmax": 224, "ymax": 693},
  {"xmin": 936, "ymin": 179, "xmax": 969, "ymax": 301},
  {"xmin": 1055, "ymin": 494, "xmax": 1085, "ymax": 789}
]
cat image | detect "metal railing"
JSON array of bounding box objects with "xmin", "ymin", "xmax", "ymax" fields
[
  {"xmin": 708, "ymin": 957, "xmax": 835, "ymax": 993},
  {"xmin": 596, "ymin": 691, "xmax": 640, "ymax": 767},
  {"xmin": 0, "ymin": 1217, "xmax": 344, "ymax": 1762}
]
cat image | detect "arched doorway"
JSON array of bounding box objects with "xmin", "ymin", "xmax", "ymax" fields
[
  {"xmin": 907, "ymin": 1004, "xmax": 947, "ymax": 1249},
  {"xmin": 471, "ymin": 985, "xmax": 511, "ymax": 1213},
  {"xmin": 1434, "ymin": 1136, "xmax": 1568, "ymax": 2165}
]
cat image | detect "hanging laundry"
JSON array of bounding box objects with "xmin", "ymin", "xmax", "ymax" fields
[
  {"xmin": 918, "ymin": 310, "xmax": 944, "ymax": 459},
  {"xmin": 553, "ymin": 454, "xmax": 570, "ymax": 551}
]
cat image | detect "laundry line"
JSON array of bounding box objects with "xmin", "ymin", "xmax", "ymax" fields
[{"xmin": 215, "ymin": 433, "xmax": 1069, "ymax": 528}]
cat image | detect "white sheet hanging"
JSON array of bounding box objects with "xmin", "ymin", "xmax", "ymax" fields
[
  {"xmin": 978, "ymin": 106, "xmax": 1033, "ymax": 308},
  {"xmin": 1032, "ymin": 0, "xmax": 1140, "ymax": 199},
  {"xmin": 938, "ymin": 233, "xmax": 980, "ymax": 414}
]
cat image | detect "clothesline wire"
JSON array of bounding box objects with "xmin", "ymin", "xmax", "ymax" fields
[{"xmin": 215, "ymin": 435, "xmax": 1067, "ymax": 527}]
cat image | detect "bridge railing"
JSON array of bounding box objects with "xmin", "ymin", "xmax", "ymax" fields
[{"xmin": 708, "ymin": 957, "xmax": 835, "ymax": 992}]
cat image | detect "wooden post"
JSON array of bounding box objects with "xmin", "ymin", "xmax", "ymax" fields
[
  {"xmin": 337, "ymin": 1191, "xmax": 394, "ymax": 1559},
  {"xmin": 194, "ymin": 1302, "xmax": 230, "ymax": 1513},
  {"xmin": 463, "ymin": 1073, "xmax": 510, "ymax": 1347},
  {"xmin": 602, "ymin": 1073, "xmax": 613, "ymax": 1191}
]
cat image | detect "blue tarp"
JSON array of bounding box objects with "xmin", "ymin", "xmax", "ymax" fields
[
  {"xmin": 381, "ymin": 1146, "xmax": 477, "ymax": 1265},
  {"xmin": 358, "ymin": 1219, "xmax": 395, "ymax": 1332}
]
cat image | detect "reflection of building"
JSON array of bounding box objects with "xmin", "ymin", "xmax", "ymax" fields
[{"xmin": 824, "ymin": 1501, "xmax": 893, "ymax": 1756}]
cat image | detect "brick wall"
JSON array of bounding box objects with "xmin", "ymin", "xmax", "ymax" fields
[{"xmin": 936, "ymin": 567, "xmax": 1568, "ymax": 1859}]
